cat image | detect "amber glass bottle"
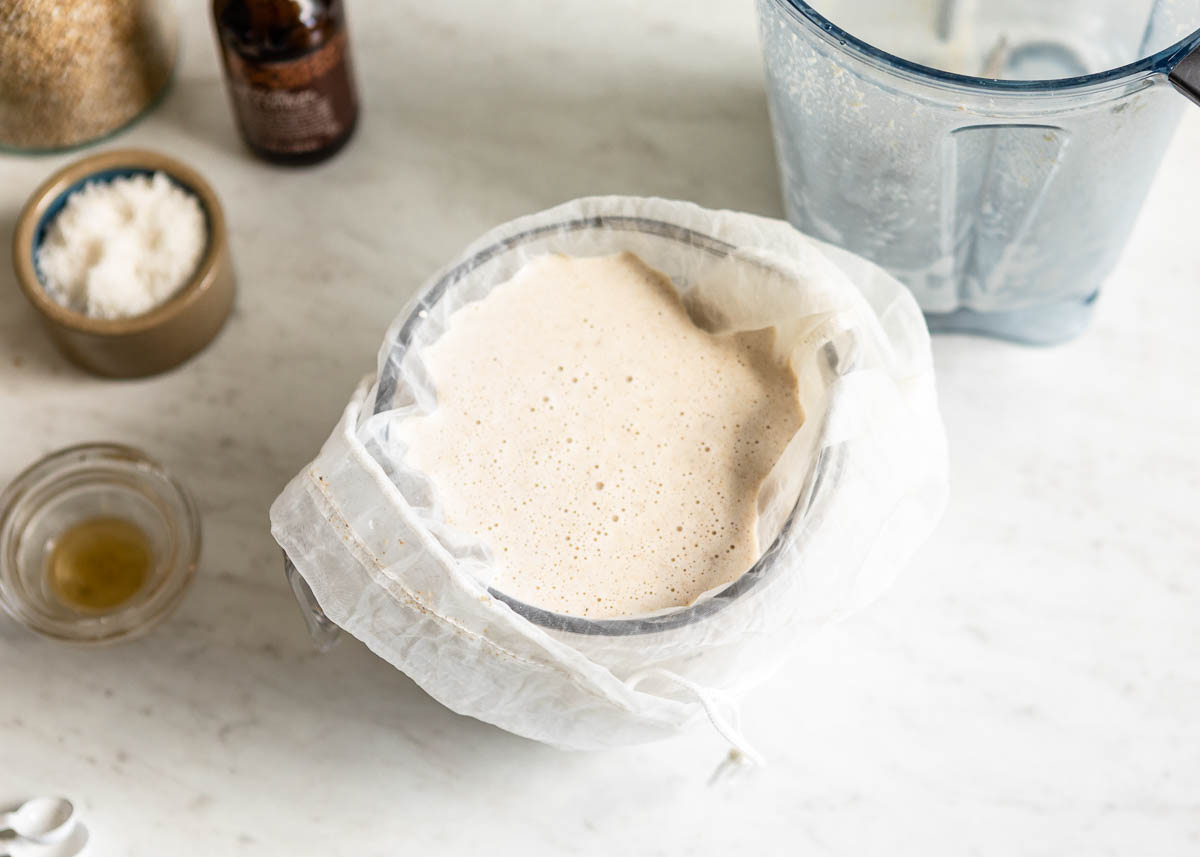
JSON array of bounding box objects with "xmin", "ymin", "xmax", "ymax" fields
[{"xmin": 212, "ymin": 0, "xmax": 359, "ymax": 165}]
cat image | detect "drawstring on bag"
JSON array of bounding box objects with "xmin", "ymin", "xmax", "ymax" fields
[{"xmin": 625, "ymin": 668, "xmax": 765, "ymax": 780}]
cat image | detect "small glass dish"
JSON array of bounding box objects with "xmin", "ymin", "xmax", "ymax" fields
[{"xmin": 0, "ymin": 444, "xmax": 201, "ymax": 645}]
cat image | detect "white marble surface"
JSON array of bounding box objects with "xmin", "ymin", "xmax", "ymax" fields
[{"xmin": 2, "ymin": 1, "xmax": 1199, "ymax": 854}]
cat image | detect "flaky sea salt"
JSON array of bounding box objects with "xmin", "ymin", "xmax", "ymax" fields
[{"xmin": 36, "ymin": 171, "xmax": 206, "ymax": 320}]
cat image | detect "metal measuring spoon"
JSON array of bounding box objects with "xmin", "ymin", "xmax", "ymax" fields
[
  {"xmin": 0, "ymin": 798, "xmax": 76, "ymax": 846},
  {"xmin": 0, "ymin": 822, "xmax": 88, "ymax": 857}
]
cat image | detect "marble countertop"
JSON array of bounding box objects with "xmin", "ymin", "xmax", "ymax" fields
[{"xmin": 2, "ymin": 1, "xmax": 1198, "ymax": 854}]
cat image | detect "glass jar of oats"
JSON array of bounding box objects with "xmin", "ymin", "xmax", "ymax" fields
[{"xmin": 0, "ymin": 0, "xmax": 178, "ymax": 152}]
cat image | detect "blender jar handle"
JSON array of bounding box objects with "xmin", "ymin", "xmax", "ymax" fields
[{"xmin": 1168, "ymin": 44, "xmax": 1200, "ymax": 106}]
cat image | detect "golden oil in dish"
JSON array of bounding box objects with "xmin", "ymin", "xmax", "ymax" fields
[{"xmin": 47, "ymin": 517, "xmax": 152, "ymax": 612}]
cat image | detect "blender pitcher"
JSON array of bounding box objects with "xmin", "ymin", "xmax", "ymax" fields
[{"xmin": 758, "ymin": 0, "xmax": 1200, "ymax": 343}]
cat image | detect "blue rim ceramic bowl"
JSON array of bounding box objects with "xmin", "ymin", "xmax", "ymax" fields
[{"xmin": 12, "ymin": 148, "xmax": 234, "ymax": 378}]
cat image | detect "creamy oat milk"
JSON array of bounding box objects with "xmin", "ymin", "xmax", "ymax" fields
[{"xmin": 398, "ymin": 252, "xmax": 803, "ymax": 618}]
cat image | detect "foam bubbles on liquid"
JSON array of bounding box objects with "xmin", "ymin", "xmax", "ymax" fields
[{"xmin": 397, "ymin": 252, "xmax": 803, "ymax": 619}]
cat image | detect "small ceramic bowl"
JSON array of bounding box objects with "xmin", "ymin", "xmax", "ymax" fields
[
  {"xmin": 12, "ymin": 148, "xmax": 235, "ymax": 378},
  {"xmin": 0, "ymin": 443, "xmax": 201, "ymax": 644}
]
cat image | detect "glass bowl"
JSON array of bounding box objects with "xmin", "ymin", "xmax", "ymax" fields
[
  {"xmin": 284, "ymin": 214, "xmax": 851, "ymax": 641},
  {"xmin": 0, "ymin": 444, "xmax": 201, "ymax": 644}
]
